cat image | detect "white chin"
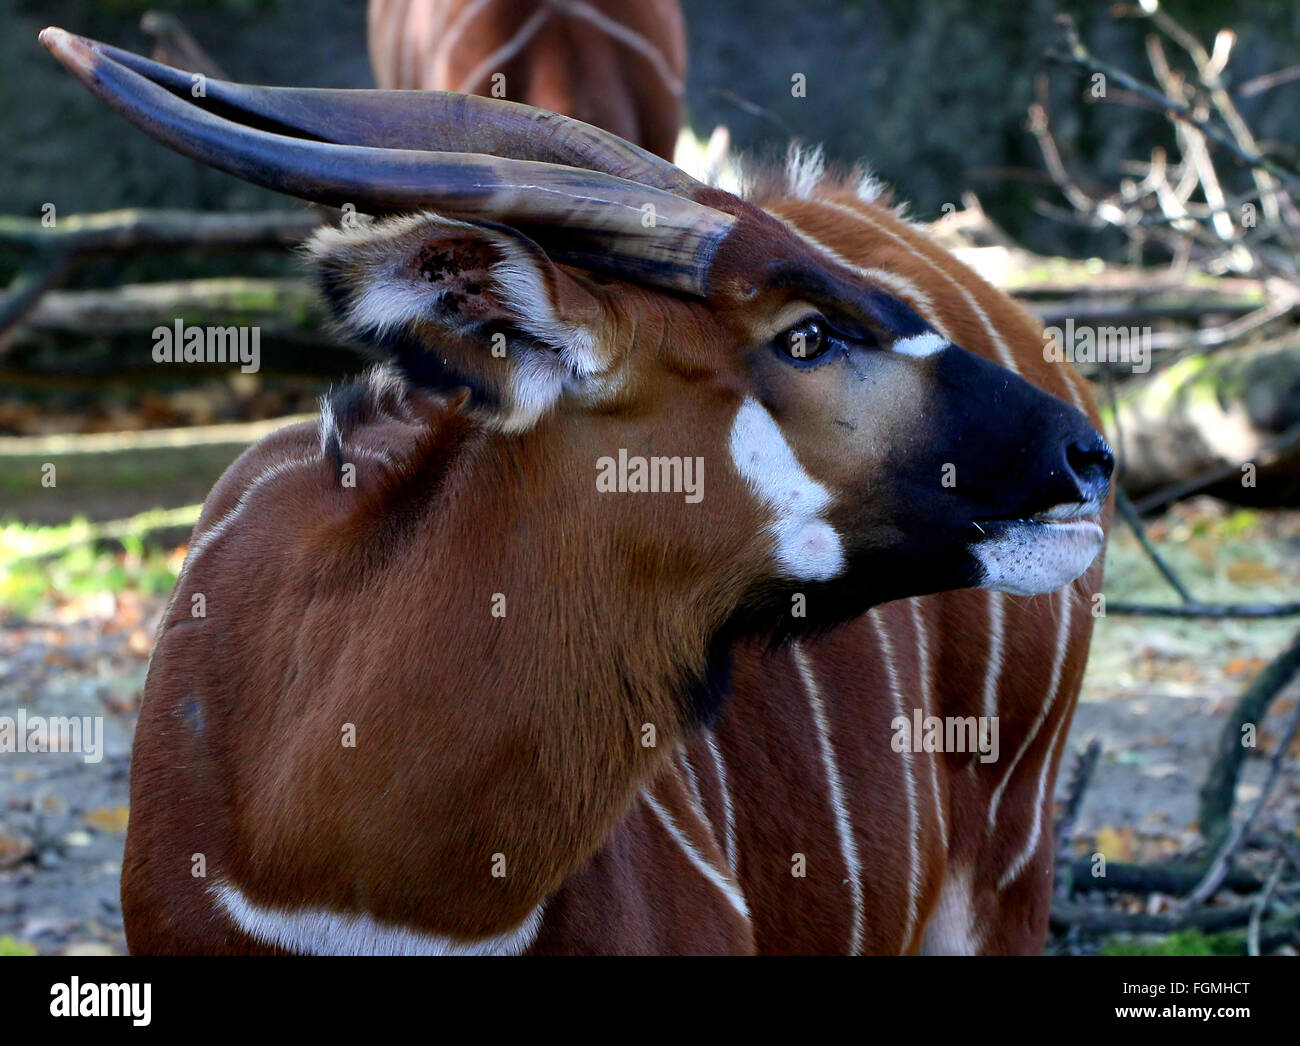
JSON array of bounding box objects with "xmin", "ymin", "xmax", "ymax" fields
[{"xmin": 972, "ymin": 519, "xmax": 1105, "ymax": 596}]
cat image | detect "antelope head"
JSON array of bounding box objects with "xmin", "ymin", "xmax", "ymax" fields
[{"xmin": 42, "ymin": 28, "xmax": 1112, "ymax": 641}]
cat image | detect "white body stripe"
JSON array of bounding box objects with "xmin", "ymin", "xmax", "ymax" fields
[
  {"xmin": 996, "ymin": 591, "xmax": 1078, "ymax": 890},
  {"xmin": 185, "ymin": 455, "xmax": 321, "ymax": 567},
  {"xmin": 870, "ymin": 616, "xmax": 920, "ymax": 951},
  {"xmin": 642, "ymin": 792, "xmax": 751, "ymax": 922},
  {"xmin": 173, "ymin": 406, "xmax": 401, "ymax": 612},
  {"xmin": 980, "ymin": 591, "xmax": 1006, "ymax": 724},
  {"xmin": 552, "ymin": 0, "xmax": 684, "ymax": 96},
  {"xmin": 704, "ymin": 732, "xmax": 738, "ymax": 870},
  {"xmin": 793, "ymin": 642, "xmax": 866, "ymax": 955},
  {"xmin": 426, "ymin": 0, "xmax": 682, "ymax": 99},
  {"xmin": 432, "ymin": 0, "xmax": 493, "ymax": 84},
  {"xmin": 909, "ymin": 598, "xmax": 948, "ymax": 851},
  {"xmin": 677, "ymin": 747, "xmax": 706, "ymax": 815},
  {"xmin": 214, "ymin": 882, "xmax": 544, "ymax": 956},
  {"xmin": 987, "ymin": 592, "xmax": 1072, "ymax": 871},
  {"xmin": 454, "ymin": 5, "xmax": 551, "ymax": 93}
]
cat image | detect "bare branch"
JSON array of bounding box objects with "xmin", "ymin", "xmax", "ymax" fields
[
  {"xmin": 1190, "ymin": 633, "xmax": 1300, "ymax": 902},
  {"xmin": 1045, "ymin": 15, "xmax": 1300, "ymax": 186},
  {"xmin": 1248, "ymin": 857, "xmax": 1286, "ymax": 955}
]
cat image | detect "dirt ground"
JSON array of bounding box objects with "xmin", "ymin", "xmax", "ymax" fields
[{"xmin": 1, "ymin": 498, "xmax": 1297, "ymax": 955}]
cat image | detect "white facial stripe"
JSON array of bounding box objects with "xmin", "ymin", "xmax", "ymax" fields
[
  {"xmin": 892, "ymin": 333, "xmax": 949, "ymax": 358},
  {"xmin": 213, "ymin": 883, "xmax": 544, "ymax": 956},
  {"xmin": 973, "ymin": 521, "xmax": 1104, "ymax": 596},
  {"xmin": 729, "ymin": 397, "xmax": 845, "ymax": 582}
]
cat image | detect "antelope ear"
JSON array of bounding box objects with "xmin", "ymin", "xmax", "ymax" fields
[{"xmin": 308, "ymin": 213, "xmax": 609, "ymax": 429}]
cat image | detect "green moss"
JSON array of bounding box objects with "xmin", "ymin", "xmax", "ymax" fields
[
  {"xmin": 1102, "ymin": 929, "xmax": 1240, "ymax": 956},
  {"xmin": 0, "ymin": 509, "xmax": 197, "ymax": 618}
]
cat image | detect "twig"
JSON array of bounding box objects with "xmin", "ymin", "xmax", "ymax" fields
[
  {"xmin": 1027, "ymin": 86, "xmax": 1098, "ymax": 218},
  {"xmin": 1140, "ymin": 5, "xmax": 1298, "ymax": 229},
  {"xmin": 1147, "ymin": 295, "xmax": 1298, "ymax": 352},
  {"xmin": 1188, "ymin": 645, "xmax": 1300, "ymax": 906},
  {"xmin": 1238, "ymin": 66, "xmax": 1300, "ymax": 99},
  {"xmin": 139, "ymin": 11, "xmax": 228, "ymax": 79},
  {"xmin": 1248, "ymin": 856, "xmax": 1285, "ymax": 955},
  {"xmin": 1045, "ymin": 15, "xmax": 1300, "ymax": 186},
  {"xmin": 0, "ymin": 209, "xmax": 322, "ymax": 340},
  {"xmin": 0, "ymin": 251, "xmax": 76, "ymax": 344},
  {"xmin": 707, "ymin": 88, "xmax": 797, "ymax": 140},
  {"xmin": 1115, "ymin": 489, "xmax": 1194, "ymax": 603},
  {"xmin": 1105, "ymin": 602, "xmax": 1300, "ymax": 619},
  {"xmin": 1054, "ymin": 738, "xmax": 1103, "ymax": 898},
  {"xmin": 1144, "ymin": 33, "xmax": 1238, "ymax": 242}
]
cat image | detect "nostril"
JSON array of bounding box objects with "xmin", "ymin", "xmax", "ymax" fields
[{"xmin": 1066, "ymin": 436, "xmax": 1115, "ymax": 492}]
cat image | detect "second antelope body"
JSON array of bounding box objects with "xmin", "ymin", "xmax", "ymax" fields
[{"xmin": 43, "ymin": 27, "xmax": 1113, "ymax": 955}]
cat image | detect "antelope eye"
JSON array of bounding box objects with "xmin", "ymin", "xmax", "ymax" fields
[{"xmin": 779, "ymin": 317, "xmax": 829, "ymax": 362}]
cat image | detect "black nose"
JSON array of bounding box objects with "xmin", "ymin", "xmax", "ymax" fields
[{"xmin": 1065, "ymin": 435, "xmax": 1114, "ymax": 501}]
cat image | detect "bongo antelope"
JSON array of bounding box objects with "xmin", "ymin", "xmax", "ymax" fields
[
  {"xmin": 367, "ymin": 0, "xmax": 686, "ymax": 160},
  {"xmin": 42, "ymin": 28, "xmax": 1113, "ymax": 955}
]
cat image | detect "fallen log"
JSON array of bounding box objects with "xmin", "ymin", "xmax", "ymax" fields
[
  {"xmin": 1111, "ymin": 337, "xmax": 1300, "ymax": 506},
  {"xmin": 1197, "ymin": 630, "xmax": 1300, "ymax": 856},
  {"xmin": 0, "ymin": 209, "xmax": 325, "ymax": 339},
  {"xmin": 1062, "ymin": 858, "xmax": 1263, "ymax": 896},
  {"xmin": 0, "ymin": 209, "xmax": 320, "ymax": 255},
  {"xmin": 0, "ymin": 415, "xmax": 312, "ymax": 525},
  {"xmin": 2, "ymin": 278, "xmax": 360, "ymax": 380}
]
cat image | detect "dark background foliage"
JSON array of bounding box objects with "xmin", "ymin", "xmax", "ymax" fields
[{"xmin": 6, "ymin": 0, "xmax": 1299, "ymax": 256}]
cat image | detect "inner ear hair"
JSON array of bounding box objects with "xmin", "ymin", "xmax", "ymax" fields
[
  {"xmin": 309, "ymin": 214, "xmax": 511, "ymax": 338},
  {"xmin": 306, "ymin": 213, "xmax": 610, "ymax": 429}
]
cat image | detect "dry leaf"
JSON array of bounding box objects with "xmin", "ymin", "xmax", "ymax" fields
[
  {"xmin": 1093, "ymin": 825, "xmax": 1135, "ymax": 863},
  {"xmin": 83, "ymin": 806, "xmax": 130, "ymax": 834}
]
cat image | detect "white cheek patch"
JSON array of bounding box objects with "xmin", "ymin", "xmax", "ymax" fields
[
  {"xmin": 502, "ymin": 353, "xmax": 568, "ymax": 433},
  {"xmin": 729, "ymin": 397, "xmax": 846, "ymax": 582},
  {"xmin": 973, "ymin": 521, "xmax": 1104, "ymax": 596},
  {"xmin": 891, "ymin": 332, "xmax": 949, "ymax": 358}
]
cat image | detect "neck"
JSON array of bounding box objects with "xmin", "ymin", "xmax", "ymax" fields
[{"xmin": 306, "ymin": 410, "xmax": 750, "ymax": 937}]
